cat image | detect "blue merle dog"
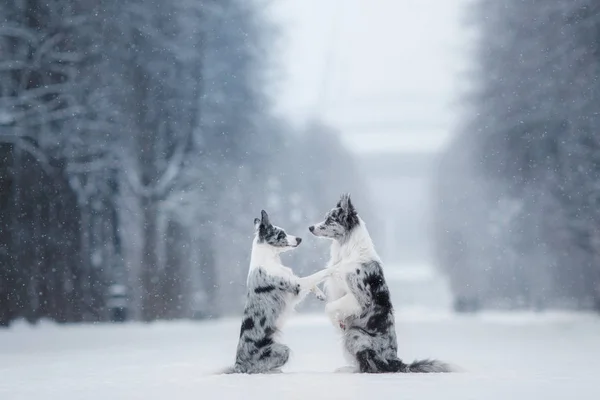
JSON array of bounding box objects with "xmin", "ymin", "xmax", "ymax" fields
[
  {"xmin": 309, "ymin": 194, "xmax": 454, "ymax": 373},
  {"xmin": 224, "ymin": 210, "xmax": 331, "ymax": 374}
]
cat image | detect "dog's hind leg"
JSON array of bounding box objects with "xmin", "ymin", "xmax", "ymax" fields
[
  {"xmin": 345, "ymin": 328, "xmax": 392, "ymax": 373},
  {"xmin": 256, "ymin": 343, "xmax": 291, "ymax": 373},
  {"xmin": 356, "ymin": 349, "xmax": 392, "ymax": 373}
]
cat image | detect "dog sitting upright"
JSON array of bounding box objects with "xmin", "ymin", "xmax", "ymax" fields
[
  {"xmin": 309, "ymin": 194, "xmax": 453, "ymax": 374},
  {"xmin": 225, "ymin": 210, "xmax": 331, "ymax": 374}
]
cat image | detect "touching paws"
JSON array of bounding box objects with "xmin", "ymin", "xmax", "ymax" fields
[{"xmin": 311, "ymin": 286, "xmax": 327, "ymax": 301}]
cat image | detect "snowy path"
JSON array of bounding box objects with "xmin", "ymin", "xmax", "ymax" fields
[{"xmin": 1, "ymin": 311, "xmax": 599, "ymax": 400}]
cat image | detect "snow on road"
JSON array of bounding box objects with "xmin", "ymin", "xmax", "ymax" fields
[{"xmin": 1, "ymin": 311, "xmax": 600, "ymax": 400}]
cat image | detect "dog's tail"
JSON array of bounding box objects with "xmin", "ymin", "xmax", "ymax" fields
[{"xmin": 388, "ymin": 358, "xmax": 455, "ymax": 373}]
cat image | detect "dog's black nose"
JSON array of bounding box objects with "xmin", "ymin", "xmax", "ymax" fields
[
  {"xmin": 309, "ymin": 226, "xmax": 314, "ymax": 232},
  {"xmin": 296, "ymin": 237, "xmax": 302, "ymax": 245}
]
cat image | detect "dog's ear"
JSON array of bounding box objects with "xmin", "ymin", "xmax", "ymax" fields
[
  {"xmin": 260, "ymin": 210, "xmax": 271, "ymax": 226},
  {"xmin": 253, "ymin": 217, "xmax": 261, "ymax": 230},
  {"xmin": 339, "ymin": 193, "xmax": 355, "ymax": 215}
]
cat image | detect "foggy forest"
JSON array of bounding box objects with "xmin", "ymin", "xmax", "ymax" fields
[
  {"xmin": 2, "ymin": 0, "xmax": 600, "ymax": 325},
  {"xmin": 434, "ymin": 0, "xmax": 600, "ymax": 313},
  {"xmin": 0, "ymin": 0, "xmax": 373, "ymax": 326}
]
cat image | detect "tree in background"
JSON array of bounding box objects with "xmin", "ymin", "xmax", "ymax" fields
[
  {"xmin": 0, "ymin": 0, "xmax": 104, "ymax": 324},
  {"xmin": 434, "ymin": 0, "xmax": 600, "ymax": 312},
  {"xmin": 0, "ymin": 0, "xmax": 374, "ymax": 325}
]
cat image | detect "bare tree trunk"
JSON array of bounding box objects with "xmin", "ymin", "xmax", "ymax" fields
[
  {"xmin": 11, "ymin": 146, "xmax": 26, "ymax": 321},
  {"xmin": 46, "ymin": 194, "xmax": 61, "ymax": 322},
  {"xmin": 164, "ymin": 220, "xmax": 189, "ymax": 319},
  {"xmin": 141, "ymin": 199, "xmax": 160, "ymax": 321},
  {"xmin": 30, "ymin": 190, "xmax": 41, "ymax": 322},
  {"xmin": 108, "ymin": 171, "xmax": 128, "ymax": 322},
  {"xmin": 199, "ymin": 235, "xmax": 218, "ymax": 318},
  {"xmin": 0, "ymin": 145, "xmax": 13, "ymax": 326},
  {"xmin": 80, "ymin": 205, "xmax": 92, "ymax": 321},
  {"xmin": 155, "ymin": 209, "xmax": 168, "ymax": 319}
]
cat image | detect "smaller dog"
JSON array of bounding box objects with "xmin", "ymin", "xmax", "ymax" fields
[{"xmin": 224, "ymin": 210, "xmax": 331, "ymax": 374}]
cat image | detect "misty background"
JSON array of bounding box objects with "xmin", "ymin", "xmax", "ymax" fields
[{"xmin": 1, "ymin": 0, "xmax": 600, "ymax": 329}]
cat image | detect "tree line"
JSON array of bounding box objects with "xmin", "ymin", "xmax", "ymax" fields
[
  {"xmin": 433, "ymin": 0, "xmax": 600, "ymax": 312},
  {"xmin": 0, "ymin": 0, "xmax": 373, "ymax": 326}
]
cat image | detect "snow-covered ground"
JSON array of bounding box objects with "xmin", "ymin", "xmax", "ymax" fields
[{"xmin": 1, "ymin": 311, "xmax": 600, "ymax": 400}]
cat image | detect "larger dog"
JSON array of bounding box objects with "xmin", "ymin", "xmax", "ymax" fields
[
  {"xmin": 225, "ymin": 210, "xmax": 330, "ymax": 374},
  {"xmin": 309, "ymin": 194, "xmax": 453, "ymax": 373}
]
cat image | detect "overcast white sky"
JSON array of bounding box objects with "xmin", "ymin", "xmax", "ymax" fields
[{"xmin": 268, "ymin": 0, "xmax": 472, "ymax": 153}]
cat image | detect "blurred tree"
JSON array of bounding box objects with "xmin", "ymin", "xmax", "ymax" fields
[
  {"xmin": 0, "ymin": 0, "xmax": 376, "ymax": 324},
  {"xmin": 434, "ymin": 0, "xmax": 600, "ymax": 311}
]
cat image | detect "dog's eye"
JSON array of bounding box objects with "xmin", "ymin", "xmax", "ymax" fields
[{"xmin": 278, "ymin": 232, "xmax": 285, "ymax": 240}]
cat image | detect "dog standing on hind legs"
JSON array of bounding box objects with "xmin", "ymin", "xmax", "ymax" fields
[
  {"xmin": 309, "ymin": 194, "xmax": 454, "ymax": 373},
  {"xmin": 224, "ymin": 210, "xmax": 331, "ymax": 374}
]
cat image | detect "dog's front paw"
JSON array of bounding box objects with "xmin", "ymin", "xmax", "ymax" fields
[
  {"xmin": 311, "ymin": 287, "xmax": 327, "ymax": 302},
  {"xmin": 315, "ymin": 292, "xmax": 327, "ymax": 302}
]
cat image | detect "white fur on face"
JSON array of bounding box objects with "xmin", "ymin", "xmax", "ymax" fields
[
  {"xmin": 310, "ymin": 220, "xmax": 345, "ymax": 239},
  {"xmin": 284, "ymin": 233, "xmax": 301, "ymax": 249}
]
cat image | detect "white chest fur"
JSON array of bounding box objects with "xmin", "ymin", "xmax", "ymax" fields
[
  {"xmin": 323, "ymin": 221, "xmax": 380, "ymax": 303},
  {"xmin": 324, "ymin": 260, "xmax": 352, "ymax": 302},
  {"xmin": 323, "ymin": 241, "xmax": 359, "ymax": 302}
]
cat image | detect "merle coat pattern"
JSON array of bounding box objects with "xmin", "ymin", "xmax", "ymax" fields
[
  {"xmin": 225, "ymin": 210, "xmax": 330, "ymax": 374},
  {"xmin": 310, "ymin": 194, "xmax": 453, "ymax": 373}
]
